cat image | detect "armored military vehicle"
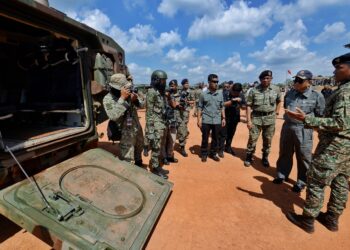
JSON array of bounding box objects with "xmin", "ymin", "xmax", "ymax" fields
[{"xmin": 0, "ymin": 1, "xmax": 172, "ymax": 249}]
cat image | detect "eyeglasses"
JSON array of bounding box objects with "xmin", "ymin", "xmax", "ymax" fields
[{"xmin": 211, "ymin": 80, "xmax": 219, "ymax": 83}]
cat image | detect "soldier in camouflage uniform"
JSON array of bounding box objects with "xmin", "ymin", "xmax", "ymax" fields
[
  {"xmin": 162, "ymin": 80, "xmax": 179, "ymax": 165},
  {"xmin": 146, "ymin": 70, "xmax": 171, "ymax": 179},
  {"xmin": 286, "ymin": 53, "xmax": 350, "ymax": 233},
  {"xmin": 193, "ymin": 83, "xmax": 204, "ymax": 117},
  {"xmin": 177, "ymin": 78, "xmax": 195, "ymax": 157},
  {"xmin": 244, "ymin": 70, "xmax": 282, "ymax": 167},
  {"xmin": 103, "ymin": 73, "xmax": 144, "ymax": 166}
]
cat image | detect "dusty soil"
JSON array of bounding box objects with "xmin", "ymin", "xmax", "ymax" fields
[{"xmin": 1, "ymin": 109, "xmax": 350, "ymax": 250}]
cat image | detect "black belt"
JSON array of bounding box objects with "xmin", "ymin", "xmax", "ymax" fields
[{"xmin": 252, "ymin": 111, "xmax": 274, "ymax": 116}]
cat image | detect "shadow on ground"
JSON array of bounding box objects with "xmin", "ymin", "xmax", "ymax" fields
[
  {"xmin": 0, "ymin": 215, "xmax": 22, "ymax": 243},
  {"xmin": 237, "ymin": 176, "xmax": 304, "ymax": 215}
]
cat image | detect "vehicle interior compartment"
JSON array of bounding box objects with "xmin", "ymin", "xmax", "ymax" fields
[{"xmin": 0, "ymin": 15, "xmax": 87, "ymax": 151}]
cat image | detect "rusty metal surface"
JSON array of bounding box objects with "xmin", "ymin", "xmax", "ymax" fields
[{"xmin": 0, "ymin": 148, "xmax": 173, "ymax": 249}]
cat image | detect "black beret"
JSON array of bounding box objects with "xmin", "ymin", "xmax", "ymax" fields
[
  {"xmin": 169, "ymin": 79, "xmax": 177, "ymax": 86},
  {"xmin": 181, "ymin": 78, "xmax": 189, "ymax": 85},
  {"xmin": 259, "ymin": 70, "xmax": 273, "ymax": 79},
  {"xmin": 332, "ymin": 53, "xmax": 350, "ymax": 66}
]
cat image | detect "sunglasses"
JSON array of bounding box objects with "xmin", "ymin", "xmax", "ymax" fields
[
  {"xmin": 211, "ymin": 80, "xmax": 219, "ymax": 83},
  {"xmin": 293, "ymin": 77, "xmax": 305, "ymax": 84}
]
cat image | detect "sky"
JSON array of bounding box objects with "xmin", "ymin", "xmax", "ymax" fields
[{"xmin": 49, "ymin": 0, "xmax": 350, "ymax": 85}]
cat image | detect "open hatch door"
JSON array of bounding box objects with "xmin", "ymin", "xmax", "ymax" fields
[{"xmin": 0, "ymin": 148, "xmax": 173, "ymax": 249}]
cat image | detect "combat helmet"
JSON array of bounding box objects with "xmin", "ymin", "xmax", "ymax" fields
[{"xmin": 151, "ymin": 70, "xmax": 167, "ymax": 85}]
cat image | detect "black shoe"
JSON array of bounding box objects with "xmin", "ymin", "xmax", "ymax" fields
[
  {"xmin": 262, "ymin": 156, "xmax": 270, "ymax": 168},
  {"xmin": 225, "ymin": 147, "xmax": 236, "ymax": 156},
  {"xmin": 209, "ymin": 154, "xmax": 220, "ymax": 162},
  {"xmin": 152, "ymin": 167, "xmax": 169, "ymax": 179},
  {"xmin": 218, "ymin": 151, "xmax": 224, "ymax": 158},
  {"xmin": 135, "ymin": 160, "xmax": 143, "ymax": 167},
  {"xmin": 160, "ymin": 167, "xmax": 169, "ymax": 174},
  {"xmin": 163, "ymin": 158, "xmax": 170, "ymax": 165},
  {"xmin": 201, "ymin": 156, "xmax": 207, "ymax": 162},
  {"xmin": 272, "ymin": 177, "xmax": 285, "ymax": 184},
  {"xmin": 317, "ymin": 211, "xmax": 339, "ymax": 232},
  {"xmin": 167, "ymin": 157, "xmax": 178, "ymax": 163},
  {"xmin": 291, "ymin": 184, "xmax": 304, "ymax": 193},
  {"xmin": 180, "ymin": 146, "xmax": 188, "ymax": 157},
  {"xmin": 286, "ymin": 212, "xmax": 315, "ymax": 233},
  {"xmin": 244, "ymin": 153, "xmax": 253, "ymax": 167},
  {"xmin": 143, "ymin": 146, "xmax": 149, "ymax": 157}
]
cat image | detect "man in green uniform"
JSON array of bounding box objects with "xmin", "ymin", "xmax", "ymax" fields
[
  {"xmin": 286, "ymin": 53, "xmax": 350, "ymax": 233},
  {"xmin": 177, "ymin": 78, "xmax": 195, "ymax": 157},
  {"xmin": 193, "ymin": 83, "xmax": 204, "ymax": 117},
  {"xmin": 244, "ymin": 70, "xmax": 282, "ymax": 167},
  {"xmin": 146, "ymin": 70, "xmax": 171, "ymax": 179}
]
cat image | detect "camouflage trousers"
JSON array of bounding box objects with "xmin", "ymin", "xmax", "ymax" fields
[
  {"xmin": 193, "ymin": 102, "xmax": 199, "ymax": 117},
  {"xmin": 303, "ymin": 143, "xmax": 350, "ymax": 218},
  {"xmin": 246, "ymin": 123, "xmax": 275, "ymax": 156},
  {"xmin": 148, "ymin": 127, "xmax": 166, "ymax": 169},
  {"xmin": 143, "ymin": 125, "xmax": 149, "ymax": 148},
  {"xmin": 162, "ymin": 126, "xmax": 177, "ymax": 159},
  {"xmin": 119, "ymin": 125, "xmax": 144, "ymax": 163},
  {"xmin": 177, "ymin": 111, "xmax": 189, "ymax": 147}
]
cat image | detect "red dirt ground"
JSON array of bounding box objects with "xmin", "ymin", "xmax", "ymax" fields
[{"xmin": 1, "ymin": 109, "xmax": 350, "ymax": 250}]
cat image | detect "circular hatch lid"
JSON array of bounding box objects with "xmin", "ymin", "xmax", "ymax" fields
[{"xmin": 59, "ymin": 165, "xmax": 145, "ymax": 219}]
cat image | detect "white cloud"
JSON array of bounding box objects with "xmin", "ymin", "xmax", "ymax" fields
[
  {"xmin": 297, "ymin": 0, "xmax": 349, "ymax": 9},
  {"xmin": 168, "ymin": 52, "xmax": 256, "ymax": 82},
  {"xmin": 128, "ymin": 63, "xmax": 153, "ymax": 80},
  {"xmin": 314, "ymin": 22, "xmax": 347, "ymax": 44},
  {"xmin": 122, "ymin": 0, "xmax": 145, "ymax": 11},
  {"xmin": 66, "ymin": 8, "xmax": 182, "ymax": 55},
  {"xmin": 166, "ymin": 47, "xmax": 196, "ymax": 62},
  {"xmin": 188, "ymin": 1, "xmax": 274, "ymax": 40},
  {"xmin": 159, "ymin": 30, "xmax": 182, "ymax": 47},
  {"xmin": 74, "ymin": 9, "xmax": 111, "ymax": 33},
  {"xmin": 250, "ymin": 20, "xmax": 311, "ymax": 65},
  {"xmin": 158, "ymin": 0, "xmax": 225, "ymax": 17}
]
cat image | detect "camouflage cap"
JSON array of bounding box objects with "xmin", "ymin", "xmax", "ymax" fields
[
  {"xmin": 332, "ymin": 53, "xmax": 350, "ymax": 66},
  {"xmin": 259, "ymin": 70, "xmax": 272, "ymax": 79},
  {"xmin": 109, "ymin": 73, "xmax": 128, "ymax": 90},
  {"xmin": 293, "ymin": 70, "xmax": 313, "ymax": 80}
]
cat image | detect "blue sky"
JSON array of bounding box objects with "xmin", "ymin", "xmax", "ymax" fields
[{"xmin": 50, "ymin": 0, "xmax": 350, "ymax": 84}]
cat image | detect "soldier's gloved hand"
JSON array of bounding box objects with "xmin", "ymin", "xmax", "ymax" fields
[
  {"xmin": 120, "ymin": 86, "xmax": 131, "ymax": 100},
  {"xmin": 247, "ymin": 121, "xmax": 253, "ymax": 130}
]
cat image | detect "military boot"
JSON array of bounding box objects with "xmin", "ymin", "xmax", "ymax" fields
[
  {"xmin": 317, "ymin": 211, "xmax": 339, "ymax": 232},
  {"xmin": 134, "ymin": 160, "xmax": 143, "ymax": 168},
  {"xmin": 286, "ymin": 212, "xmax": 315, "ymax": 233},
  {"xmin": 262, "ymin": 153, "xmax": 270, "ymax": 168},
  {"xmin": 151, "ymin": 167, "xmax": 168, "ymax": 179},
  {"xmin": 143, "ymin": 146, "xmax": 149, "ymax": 157},
  {"xmin": 180, "ymin": 146, "xmax": 188, "ymax": 157},
  {"xmin": 244, "ymin": 153, "xmax": 253, "ymax": 167}
]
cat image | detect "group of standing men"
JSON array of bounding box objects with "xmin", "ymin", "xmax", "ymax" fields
[{"xmin": 102, "ymin": 50, "xmax": 350, "ymax": 234}]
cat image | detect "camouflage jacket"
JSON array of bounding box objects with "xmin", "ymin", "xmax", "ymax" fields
[
  {"xmin": 146, "ymin": 88, "xmax": 166, "ymax": 131},
  {"xmin": 305, "ymin": 81, "xmax": 350, "ymax": 150},
  {"xmin": 103, "ymin": 93, "xmax": 141, "ymax": 133},
  {"xmin": 180, "ymin": 89, "xmax": 195, "ymax": 111},
  {"xmin": 247, "ymin": 84, "xmax": 281, "ymax": 126},
  {"xmin": 172, "ymin": 92, "xmax": 183, "ymax": 126}
]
